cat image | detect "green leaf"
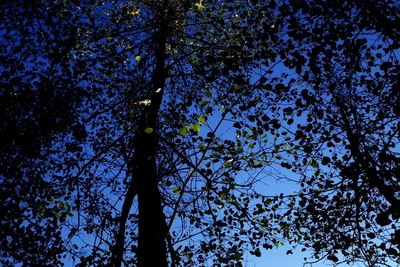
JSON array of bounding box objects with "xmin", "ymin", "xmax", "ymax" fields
[
  {"xmin": 309, "ymin": 159, "xmax": 319, "ymax": 168},
  {"xmin": 223, "ymin": 160, "xmax": 232, "ymax": 168},
  {"xmin": 194, "ymin": 0, "xmax": 205, "ymax": 10},
  {"xmin": 198, "ymin": 115, "xmax": 206, "ymax": 124},
  {"xmin": 178, "ymin": 126, "xmax": 188, "ymax": 136},
  {"xmin": 144, "ymin": 127, "xmax": 153, "ymax": 134},
  {"xmin": 192, "ymin": 123, "xmax": 201, "ymax": 134},
  {"xmin": 172, "ymin": 186, "xmax": 182, "ymax": 194},
  {"xmin": 199, "ymin": 100, "xmax": 209, "ymax": 106}
]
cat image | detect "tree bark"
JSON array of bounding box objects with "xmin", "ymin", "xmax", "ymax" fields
[{"xmin": 111, "ymin": 3, "xmax": 169, "ymax": 266}]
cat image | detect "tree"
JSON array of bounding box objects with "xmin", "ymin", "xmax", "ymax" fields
[
  {"xmin": 74, "ymin": 1, "xmax": 291, "ymax": 266},
  {"xmin": 0, "ymin": 1, "xmax": 85, "ymax": 265},
  {"xmin": 2, "ymin": 0, "xmax": 399, "ymax": 266},
  {"xmin": 272, "ymin": 0, "xmax": 400, "ymax": 265},
  {"xmin": 2, "ymin": 0, "xmax": 294, "ymax": 266}
]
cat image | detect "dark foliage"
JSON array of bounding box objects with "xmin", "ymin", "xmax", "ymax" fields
[{"xmin": 1, "ymin": 0, "xmax": 399, "ymax": 266}]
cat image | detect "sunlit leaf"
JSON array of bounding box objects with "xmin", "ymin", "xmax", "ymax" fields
[
  {"xmin": 194, "ymin": 0, "xmax": 205, "ymax": 10},
  {"xmin": 192, "ymin": 123, "xmax": 201, "ymax": 134},
  {"xmin": 178, "ymin": 126, "xmax": 188, "ymax": 136},
  {"xmin": 128, "ymin": 9, "xmax": 140, "ymax": 16},
  {"xmin": 173, "ymin": 186, "xmax": 182, "ymax": 194},
  {"xmin": 198, "ymin": 115, "xmax": 206, "ymax": 124},
  {"xmin": 144, "ymin": 127, "xmax": 153, "ymax": 133}
]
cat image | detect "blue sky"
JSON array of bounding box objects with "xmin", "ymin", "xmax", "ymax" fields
[{"xmin": 251, "ymin": 247, "xmax": 327, "ymax": 267}]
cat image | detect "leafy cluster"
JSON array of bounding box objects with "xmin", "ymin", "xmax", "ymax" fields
[{"xmin": 1, "ymin": 0, "xmax": 399, "ymax": 266}]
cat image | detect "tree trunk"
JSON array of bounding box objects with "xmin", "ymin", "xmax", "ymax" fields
[
  {"xmin": 111, "ymin": 4, "xmax": 169, "ymax": 266},
  {"xmin": 135, "ymin": 121, "xmax": 167, "ymax": 267}
]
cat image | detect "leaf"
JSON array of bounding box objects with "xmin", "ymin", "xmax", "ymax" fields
[
  {"xmin": 192, "ymin": 123, "xmax": 201, "ymax": 134},
  {"xmin": 198, "ymin": 115, "xmax": 206, "ymax": 124},
  {"xmin": 199, "ymin": 100, "xmax": 209, "ymax": 106},
  {"xmin": 172, "ymin": 186, "xmax": 182, "ymax": 194},
  {"xmin": 144, "ymin": 127, "xmax": 153, "ymax": 134},
  {"xmin": 67, "ymin": 227, "xmax": 78, "ymax": 240},
  {"xmin": 178, "ymin": 126, "xmax": 188, "ymax": 136},
  {"xmin": 128, "ymin": 9, "xmax": 140, "ymax": 16},
  {"xmin": 223, "ymin": 160, "xmax": 233, "ymax": 168},
  {"xmin": 309, "ymin": 159, "xmax": 319, "ymax": 168},
  {"xmin": 194, "ymin": 0, "xmax": 205, "ymax": 10},
  {"xmin": 234, "ymin": 252, "xmax": 241, "ymax": 260},
  {"xmin": 327, "ymin": 255, "xmax": 339, "ymax": 262},
  {"xmin": 321, "ymin": 156, "xmax": 331, "ymax": 165},
  {"xmin": 189, "ymin": 57, "xmax": 196, "ymax": 64},
  {"xmin": 233, "ymin": 85, "xmax": 243, "ymax": 92},
  {"xmin": 205, "ymin": 89, "xmax": 212, "ymax": 98},
  {"xmin": 283, "ymin": 107, "xmax": 293, "ymax": 115}
]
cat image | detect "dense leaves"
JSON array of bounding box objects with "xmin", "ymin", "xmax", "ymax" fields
[
  {"xmin": 274, "ymin": 0, "xmax": 400, "ymax": 265},
  {"xmin": 1, "ymin": 0, "xmax": 399, "ymax": 266},
  {"xmin": 0, "ymin": 1, "xmax": 85, "ymax": 265}
]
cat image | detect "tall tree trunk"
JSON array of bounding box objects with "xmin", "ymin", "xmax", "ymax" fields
[{"xmin": 112, "ymin": 4, "xmax": 169, "ymax": 266}]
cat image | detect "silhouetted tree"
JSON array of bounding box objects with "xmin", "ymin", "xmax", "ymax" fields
[
  {"xmin": 0, "ymin": 0, "xmax": 85, "ymax": 265},
  {"xmin": 274, "ymin": 1, "xmax": 400, "ymax": 265},
  {"xmin": 2, "ymin": 1, "xmax": 399, "ymax": 267}
]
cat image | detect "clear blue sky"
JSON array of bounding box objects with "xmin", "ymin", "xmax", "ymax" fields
[{"xmin": 249, "ymin": 247, "xmax": 329, "ymax": 267}]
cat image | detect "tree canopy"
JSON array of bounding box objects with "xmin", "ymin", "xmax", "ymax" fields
[{"xmin": 1, "ymin": 0, "xmax": 399, "ymax": 266}]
